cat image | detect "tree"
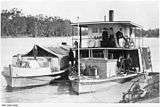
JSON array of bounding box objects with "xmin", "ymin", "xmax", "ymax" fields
[
  {"xmin": 135, "ymin": 28, "xmax": 159, "ymax": 37},
  {"xmin": 1, "ymin": 8, "xmax": 75, "ymax": 37}
]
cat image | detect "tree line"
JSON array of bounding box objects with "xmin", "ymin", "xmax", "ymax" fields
[
  {"xmin": 135, "ymin": 28, "xmax": 159, "ymax": 38},
  {"xmin": 1, "ymin": 8, "xmax": 77, "ymax": 37},
  {"xmin": 1, "ymin": 8, "xmax": 159, "ymax": 38}
]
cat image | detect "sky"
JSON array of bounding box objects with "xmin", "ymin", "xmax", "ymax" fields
[{"xmin": 1, "ymin": 0, "xmax": 159, "ymax": 29}]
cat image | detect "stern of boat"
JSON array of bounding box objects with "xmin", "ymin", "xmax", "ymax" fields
[{"xmin": 1, "ymin": 65, "xmax": 13, "ymax": 87}]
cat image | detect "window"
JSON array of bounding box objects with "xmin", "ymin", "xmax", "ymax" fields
[
  {"xmin": 80, "ymin": 50, "xmax": 89, "ymax": 58},
  {"xmin": 92, "ymin": 27, "xmax": 98, "ymax": 33},
  {"xmin": 108, "ymin": 53, "xmax": 114, "ymax": 59},
  {"xmin": 108, "ymin": 50, "xmax": 124, "ymax": 59},
  {"xmin": 37, "ymin": 58, "xmax": 49, "ymax": 67},
  {"xmin": 92, "ymin": 49, "xmax": 104, "ymax": 58}
]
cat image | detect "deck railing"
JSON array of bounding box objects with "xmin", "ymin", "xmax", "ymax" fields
[{"xmin": 72, "ymin": 35, "xmax": 146, "ymax": 48}]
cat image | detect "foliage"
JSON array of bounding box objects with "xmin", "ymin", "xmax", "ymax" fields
[
  {"xmin": 1, "ymin": 8, "xmax": 159, "ymax": 38},
  {"xmin": 1, "ymin": 8, "xmax": 76, "ymax": 37},
  {"xmin": 135, "ymin": 28, "xmax": 159, "ymax": 38}
]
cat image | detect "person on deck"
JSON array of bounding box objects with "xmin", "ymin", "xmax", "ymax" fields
[
  {"xmin": 16, "ymin": 54, "xmax": 23, "ymax": 67},
  {"xmin": 74, "ymin": 41, "xmax": 78, "ymax": 48},
  {"xmin": 101, "ymin": 28, "xmax": 109, "ymax": 47},
  {"xmin": 102, "ymin": 28, "xmax": 109, "ymax": 41},
  {"xmin": 108, "ymin": 27, "xmax": 119, "ymax": 47},
  {"xmin": 69, "ymin": 49, "xmax": 74, "ymax": 66},
  {"xmin": 116, "ymin": 28, "xmax": 127, "ymax": 47},
  {"xmin": 124, "ymin": 54, "xmax": 133, "ymax": 74},
  {"xmin": 116, "ymin": 55, "xmax": 125, "ymax": 75}
]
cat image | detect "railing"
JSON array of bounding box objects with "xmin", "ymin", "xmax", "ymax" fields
[{"xmin": 72, "ymin": 35, "xmax": 146, "ymax": 48}]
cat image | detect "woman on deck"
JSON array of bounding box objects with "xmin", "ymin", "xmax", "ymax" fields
[{"xmin": 108, "ymin": 27, "xmax": 119, "ymax": 47}]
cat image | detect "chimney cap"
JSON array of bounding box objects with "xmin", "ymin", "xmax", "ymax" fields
[{"xmin": 109, "ymin": 10, "xmax": 114, "ymax": 22}]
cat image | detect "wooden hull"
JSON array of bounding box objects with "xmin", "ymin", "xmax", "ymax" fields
[
  {"xmin": 2, "ymin": 66, "xmax": 68, "ymax": 88},
  {"xmin": 70, "ymin": 74, "xmax": 138, "ymax": 94},
  {"xmin": 2, "ymin": 75, "xmax": 59, "ymax": 88}
]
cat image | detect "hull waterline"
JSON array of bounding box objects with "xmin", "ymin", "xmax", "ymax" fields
[{"xmin": 70, "ymin": 74, "xmax": 139, "ymax": 94}]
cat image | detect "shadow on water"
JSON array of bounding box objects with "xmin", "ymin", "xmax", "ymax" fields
[
  {"xmin": 49, "ymin": 75, "xmax": 76, "ymax": 95},
  {"xmin": 5, "ymin": 84, "xmax": 50, "ymax": 92}
]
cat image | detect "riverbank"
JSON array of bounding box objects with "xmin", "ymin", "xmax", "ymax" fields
[
  {"xmin": 137, "ymin": 97, "xmax": 159, "ymax": 103},
  {"xmin": 138, "ymin": 72, "xmax": 159, "ymax": 103},
  {"xmin": 119, "ymin": 72, "xmax": 159, "ymax": 103}
]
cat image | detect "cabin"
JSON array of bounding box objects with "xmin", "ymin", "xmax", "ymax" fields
[
  {"xmin": 12, "ymin": 45, "xmax": 70, "ymax": 71},
  {"xmin": 73, "ymin": 47, "xmax": 141, "ymax": 78}
]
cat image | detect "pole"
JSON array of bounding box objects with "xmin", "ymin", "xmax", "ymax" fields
[
  {"xmin": 77, "ymin": 17, "xmax": 81, "ymax": 77},
  {"xmin": 141, "ymin": 28, "xmax": 143, "ymax": 47},
  {"xmin": 80, "ymin": 27, "xmax": 82, "ymax": 48}
]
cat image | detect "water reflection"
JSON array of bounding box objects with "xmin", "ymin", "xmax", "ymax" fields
[{"xmin": 2, "ymin": 74, "xmax": 159, "ymax": 103}]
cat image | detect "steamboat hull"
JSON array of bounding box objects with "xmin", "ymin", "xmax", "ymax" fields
[{"xmin": 70, "ymin": 74, "xmax": 138, "ymax": 94}]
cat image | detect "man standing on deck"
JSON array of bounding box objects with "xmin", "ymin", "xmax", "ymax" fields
[
  {"xmin": 101, "ymin": 28, "xmax": 109, "ymax": 47},
  {"xmin": 69, "ymin": 48, "xmax": 74, "ymax": 66},
  {"xmin": 108, "ymin": 27, "xmax": 119, "ymax": 47},
  {"xmin": 124, "ymin": 54, "xmax": 133, "ymax": 74},
  {"xmin": 102, "ymin": 28, "xmax": 109, "ymax": 42},
  {"xmin": 116, "ymin": 28, "xmax": 127, "ymax": 47}
]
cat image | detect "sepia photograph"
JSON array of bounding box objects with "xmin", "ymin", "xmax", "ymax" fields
[{"xmin": 0, "ymin": 0, "xmax": 159, "ymax": 106}]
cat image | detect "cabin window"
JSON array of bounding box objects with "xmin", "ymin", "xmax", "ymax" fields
[
  {"xmin": 82, "ymin": 28, "xmax": 88, "ymax": 35},
  {"xmin": 37, "ymin": 58, "xmax": 49, "ymax": 67},
  {"xmin": 92, "ymin": 27, "xmax": 98, "ymax": 33},
  {"xmin": 92, "ymin": 49, "xmax": 104, "ymax": 58},
  {"xmin": 108, "ymin": 50, "xmax": 123, "ymax": 59},
  {"xmin": 108, "ymin": 53, "xmax": 114, "ymax": 59},
  {"xmin": 80, "ymin": 50, "xmax": 89, "ymax": 58}
]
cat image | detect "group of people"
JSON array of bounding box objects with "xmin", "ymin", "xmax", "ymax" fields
[
  {"xmin": 101, "ymin": 27, "xmax": 127, "ymax": 48},
  {"xmin": 116, "ymin": 54, "xmax": 136, "ymax": 75}
]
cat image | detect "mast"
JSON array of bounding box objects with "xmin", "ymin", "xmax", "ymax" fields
[{"xmin": 77, "ymin": 16, "xmax": 81, "ymax": 77}]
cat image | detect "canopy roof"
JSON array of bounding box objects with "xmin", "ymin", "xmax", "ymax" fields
[
  {"xmin": 23, "ymin": 44, "xmax": 70, "ymax": 58},
  {"xmin": 71, "ymin": 21, "xmax": 141, "ymax": 28}
]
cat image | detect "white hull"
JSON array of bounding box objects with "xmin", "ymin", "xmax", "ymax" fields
[
  {"xmin": 70, "ymin": 74, "xmax": 138, "ymax": 94},
  {"xmin": 70, "ymin": 79, "xmax": 118, "ymax": 94},
  {"xmin": 2, "ymin": 66, "xmax": 68, "ymax": 88},
  {"xmin": 3, "ymin": 75, "xmax": 59, "ymax": 88}
]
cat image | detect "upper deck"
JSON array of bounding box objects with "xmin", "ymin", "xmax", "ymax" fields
[
  {"xmin": 71, "ymin": 10, "xmax": 143, "ymax": 48},
  {"xmin": 72, "ymin": 21, "xmax": 141, "ymax": 38}
]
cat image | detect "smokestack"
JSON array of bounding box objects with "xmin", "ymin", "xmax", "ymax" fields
[{"xmin": 109, "ymin": 10, "xmax": 114, "ymax": 22}]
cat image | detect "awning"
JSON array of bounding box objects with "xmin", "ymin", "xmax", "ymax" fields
[
  {"xmin": 22, "ymin": 44, "xmax": 70, "ymax": 58},
  {"xmin": 71, "ymin": 21, "xmax": 141, "ymax": 28}
]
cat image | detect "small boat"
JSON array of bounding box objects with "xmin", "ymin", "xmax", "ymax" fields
[
  {"xmin": 2, "ymin": 44, "xmax": 71, "ymax": 88},
  {"xmin": 69, "ymin": 10, "xmax": 153, "ymax": 94}
]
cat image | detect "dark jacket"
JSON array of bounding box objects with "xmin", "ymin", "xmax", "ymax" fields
[
  {"xmin": 102, "ymin": 30, "xmax": 109, "ymax": 41},
  {"xmin": 69, "ymin": 50, "xmax": 74, "ymax": 61}
]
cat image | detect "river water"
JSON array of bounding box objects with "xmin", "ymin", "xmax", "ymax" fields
[{"xmin": 1, "ymin": 37, "xmax": 159, "ymax": 103}]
